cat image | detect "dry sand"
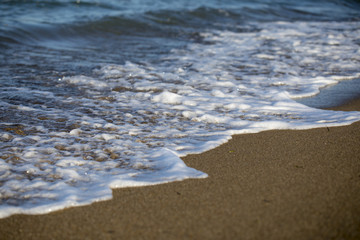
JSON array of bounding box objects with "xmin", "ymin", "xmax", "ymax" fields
[{"xmin": 0, "ymin": 100, "xmax": 360, "ymax": 240}]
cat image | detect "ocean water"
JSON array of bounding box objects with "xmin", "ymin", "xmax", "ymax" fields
[{"xmin": 1, "ymin": 0, "xmax": 360, "ymax": 218}]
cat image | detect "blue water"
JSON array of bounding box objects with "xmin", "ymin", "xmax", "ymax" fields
[
  {"xmin": 1, "ymin": 0, "xmax": 360, "ymax": 218},
  {"xmin": 296, "ymin": 78, "xmax": 360, "ymax": 108},
  {"xmin": 2, "ymin": 0, "xmax": 360, "ymax": 71}
]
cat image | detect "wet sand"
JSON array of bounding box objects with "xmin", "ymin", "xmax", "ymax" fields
[{"xmin": 1, "ymin": 100, "xmax": 360, "ymax": 240}]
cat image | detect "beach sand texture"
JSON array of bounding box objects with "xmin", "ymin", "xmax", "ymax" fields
[{"xmin": 0, "ymin": 99, "xmax": 359, "ymax": 240}]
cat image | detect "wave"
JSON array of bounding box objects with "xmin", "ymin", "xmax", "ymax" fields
[
  {"xmin": 0, "ymin": 8, "xmax": 239, "ymax": 48},
  {"xmin": 1, "ymin": 0, "xmax": 359, "ymax": 49}
]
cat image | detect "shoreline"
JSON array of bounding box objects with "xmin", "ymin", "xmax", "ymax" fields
[{"xmin": 1, "ymin": 99, "xmax": 360, "ymax": 240}]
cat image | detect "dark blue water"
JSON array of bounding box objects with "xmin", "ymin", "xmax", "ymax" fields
[{"xmin": 1, "ymin": 0, "xmax": 360, "ymax": 79}]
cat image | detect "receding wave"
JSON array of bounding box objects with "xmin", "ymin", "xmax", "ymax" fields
[{"xmin": 1, "ymin": 18, "xmax": 360, "ymax": 218}]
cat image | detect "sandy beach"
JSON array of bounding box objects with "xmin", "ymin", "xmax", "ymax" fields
[{"xmin": 0, "ymin": 98, "xmax": 359, "ymax": 240}]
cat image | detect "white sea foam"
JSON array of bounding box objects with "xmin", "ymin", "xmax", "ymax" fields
[{"xmin": 1, "ymin": 21, "xmax": 360, "ymax": 218}]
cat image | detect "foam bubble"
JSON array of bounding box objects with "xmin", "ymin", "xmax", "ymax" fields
[{"xmin": 152, "ymin": 91, "xmax": 183, "ymax": 105}]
